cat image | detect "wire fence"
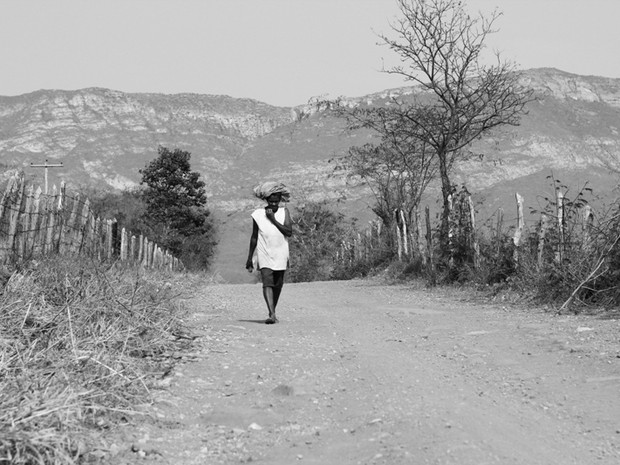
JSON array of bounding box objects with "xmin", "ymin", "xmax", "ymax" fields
[{"xmin": 0, "ymin": 173, "xmax": 182, "ymax": 270}]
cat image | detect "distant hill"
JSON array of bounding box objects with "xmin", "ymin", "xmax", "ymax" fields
[{"xmin": 1, "ymin": 68, "xmax": 619, "ymax": 282}]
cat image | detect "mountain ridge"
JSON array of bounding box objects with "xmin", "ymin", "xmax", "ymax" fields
[{"xmin": 1, "ymin": 68, "xmax": 619, "ymax": 281}]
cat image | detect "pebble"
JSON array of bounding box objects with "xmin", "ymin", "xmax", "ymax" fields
[{"xmin": 576, "ymin": 327, "xmax": 594, "ymax": 332}]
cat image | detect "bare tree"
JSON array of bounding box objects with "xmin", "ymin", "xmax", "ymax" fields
[
  {"xmin": 380, "ymin": 0, "xmax": 534, "ymax": 245},
  {"xmin": 333, "ymin": 104, "xmax": 438, "ymax": 237}
]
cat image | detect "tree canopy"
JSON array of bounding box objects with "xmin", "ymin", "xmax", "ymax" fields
[
  {"xmin": 139, "ymin": 146, "xmax": 216, "ymax": 269},
  {"xmin": 380, "ymin": 0, "xmax": 534, "ymax": 240},
  {"xmin": 333, "ymin": 104, "xmax": 437, "ymax": 236},
  {"xmin": 332, "ymin": 0, "xmax": 534, "ymax": 260},
  {"xmin": 140, "ymin": 146, "xmax": 208, "ymax": 234}
]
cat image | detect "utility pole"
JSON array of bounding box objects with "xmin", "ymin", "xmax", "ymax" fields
[{"xmin": 29, "ymin": 159, "xmax": 64, "ymax": 194}]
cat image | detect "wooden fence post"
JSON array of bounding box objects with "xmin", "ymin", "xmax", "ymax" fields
[
  {"xmin": 513, "ymin": 193, "xmax": 524, "ymax": 264},
  {"xmin": 37, "ymin": 189, "xmax": 48, "ymax": 256},
  {"xmin": 142, "ymin": 237, "xmax": 149, "ymax": 267},
  {"xmin": 415, "ymin": 208, "xmax": 426, "ymax": 266},
  {"xmin": 537, "ymin": 213, "xmax": 549, "ymax": 269},
  {"xmin": 26, "ymin": 186, "xmax": 42, "ymax": 258},
  {"xmin": 120, "ymin": 227, "xmax": 128, "ymax": 261},
  {"xmin": 138, "ymin": 234, "xmax": 144, "ymax": 263},
  {"xmin": 74, "ymin": 197, "xmax": 90, "ymax": 255},
  {"xmin": 6, "ymin": 175, "xmax": 26, "ymax": 260},
  {"xmin": 61, "ymin": 184, "xmax": 77, "ymax": 254},
  {"xmin": 395, "ymin": 210, "xmax": 403, "ymax": 261},
  {"xmin": 87, "ymin": 215, "xmax": 95, "ymax": 259},
  {"xmin": 45, "ymin": 186, "xmax": 60, "ymax": 254},
  {"xmin": 466, "ymin": 194, "xmax": 480, "ymax": 269},
  {"xmin": 425, "ymin": 205, "xmax": 435, "ymax": 282},
  {"xmin": 581, "ymin": 205, "xmax": 594, "ymax": 250},
  {"xmin": 147, "ymin": 241, "xmax": 154, "ymax": 268},
  {"xmin": 74, "ymin": 198, "xmax": 90, "ymax": 255},
  {"xmin": 0, "ymin": 174, "xmax": 18, "ymax": 224},
  {"xmin": 399, "ymin": 209, "xmax": 409, "ymax": 259},
  {"xmin": 0, "ymin": 177, "xmax": 180, "ymax": 269},
  {"xmin": 18, "ymin": 185, "xmax": 34, "ymax": 261},
  {"xmin": 94, "ymin": 217, "xmax": 102, "ymax": 260},
  {"xmin": 105, "ymin": 219, "xmax": 114, "ymax": 260},
  {"xmin": 556, "ymin": 189, "xmax": 565, "ymax": 263},
  {"xmin": 53, "ymin": 185, "xmax": 66, "ymax": 253}
]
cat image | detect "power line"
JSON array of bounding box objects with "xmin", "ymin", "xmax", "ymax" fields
[{"xmin": 29, "ymin": 159, "xmax": 64, "ymax": 194}]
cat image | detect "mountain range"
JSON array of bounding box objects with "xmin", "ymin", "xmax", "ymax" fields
[{"xmin": 1, "ymin": 68, "xmax": 619, "ymax": 282}]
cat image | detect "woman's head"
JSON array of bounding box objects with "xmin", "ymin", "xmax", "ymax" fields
[
  {"xmin": 253, "ymin": 182, "xmax": 290, "ymax": 203},
  {"xmin": 266, "ymin": 193, "xmax": 282, "ymax": 207}
]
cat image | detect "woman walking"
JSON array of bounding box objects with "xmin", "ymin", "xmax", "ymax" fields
[{"xmin": 245, "ymin": 182, "xmax": 293, "ymax": 324}]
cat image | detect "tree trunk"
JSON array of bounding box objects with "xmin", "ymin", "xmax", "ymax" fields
[{"xmin": 438, "ymin": 151, "xmax": 452, "ymax": 255}]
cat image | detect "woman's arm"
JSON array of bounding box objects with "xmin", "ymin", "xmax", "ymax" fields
[
  {"xmin": 246, "ymin": 219, "xmax": 259, "ymax": 270},
  {"xmin": 266, "ymin": 207, "xmax": 292, "ymax": 237}
]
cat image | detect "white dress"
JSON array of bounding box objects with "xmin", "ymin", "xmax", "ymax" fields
[{"xmin": 251, "ymin": 207, "xmax": 289, "ymax": 270}]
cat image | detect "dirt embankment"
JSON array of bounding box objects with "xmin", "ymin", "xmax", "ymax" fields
[{"xmin": 107, "ymin": 280, "xmax": 620, "ymax": 465}]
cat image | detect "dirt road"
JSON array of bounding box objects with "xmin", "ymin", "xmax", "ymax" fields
[{"xmin": 112, "ymin": 280, "xmax": 620, "ymax": 464}]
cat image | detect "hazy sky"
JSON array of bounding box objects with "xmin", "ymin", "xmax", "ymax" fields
[{"xmin": 2, "ymin": 0, "xmax": 619, "ymax": 107}]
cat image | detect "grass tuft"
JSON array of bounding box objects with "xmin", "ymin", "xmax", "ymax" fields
[{"xmin": 0, "ymin": 256, "xmax": 199, "ymax": 464}]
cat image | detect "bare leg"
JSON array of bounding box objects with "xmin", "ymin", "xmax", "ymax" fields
[
  {"xmin": 262, "ymin": 287, "xmax": 277, "ymax": 324},
  {"xmin": 273, "ymin": 285, "xmax": 283, "ymax": 309}
]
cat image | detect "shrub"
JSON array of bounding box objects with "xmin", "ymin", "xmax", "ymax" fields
[{"xmin": 287, "ymin": 201, "xmax": 358, "ymax": 282}]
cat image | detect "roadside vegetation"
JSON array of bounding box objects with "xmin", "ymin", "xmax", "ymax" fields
[
  {"xmin": 0, "ymin": 145, "xmax": 214, "ymax": 463},
  {"xmin": 287, "ymin": 0, "xmax": 620, "ymax": 312},
  {"xmin": 286, "ymin": 183, "xmax": 620, "ymax": 311},
  {"xmin": 0, "ymin": 257, "xmax": 203, "ymax": 464}
]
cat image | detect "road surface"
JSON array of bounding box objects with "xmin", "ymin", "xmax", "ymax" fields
[{"xmin": 110, "ymin": 279, "xmax": 620, "ymax": 464}]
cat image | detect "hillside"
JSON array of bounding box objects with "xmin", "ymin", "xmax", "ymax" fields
[
  {"xmin": 1, "ymin": 68, "xmax": 619, "ymax": 281},
  {"xmin": 0, "ymin": 89, "xmax": 294, "ymax": 193}
]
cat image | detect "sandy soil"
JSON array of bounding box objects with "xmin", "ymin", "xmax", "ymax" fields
[{"xmin": 106, "ymin": 279, "xmax": 620, "ymax": 465}]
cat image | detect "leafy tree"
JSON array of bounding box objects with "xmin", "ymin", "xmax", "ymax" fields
[
  {"xmin": 379, "ymin": 0, "xmax": 534, "ymax": 245},
  {"xmin": 139, "ymin": 146, "xmax": 216, "ymax": 269},
  {"xmin": 140, "ymin": 146, "xmax": 208, "ymax": 235}
]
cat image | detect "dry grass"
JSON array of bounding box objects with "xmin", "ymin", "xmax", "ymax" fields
[{"xmin": 0, "ymin": 256, "xmax": 201, "ymax": 464}]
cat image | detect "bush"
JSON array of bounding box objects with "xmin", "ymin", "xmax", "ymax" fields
[
  {"xmin": 465, "ymin": 181, "xmax": 620, "ymax": 310},
  {"xmin": 287, "ymin": 201, "xmax": 357, "ymax": 282},
  {"xmin": 331, "ymin": 243, "xmax": 395, "ymax": 281}
]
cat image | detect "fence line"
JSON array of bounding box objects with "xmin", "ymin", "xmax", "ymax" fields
[
  {"xmin": 0, "ymin": 173, "xmax": 182, "ymax": 270},
  {"xmin": 334, "ymin": 187, "xmax": 598, "ymax": 275}
]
